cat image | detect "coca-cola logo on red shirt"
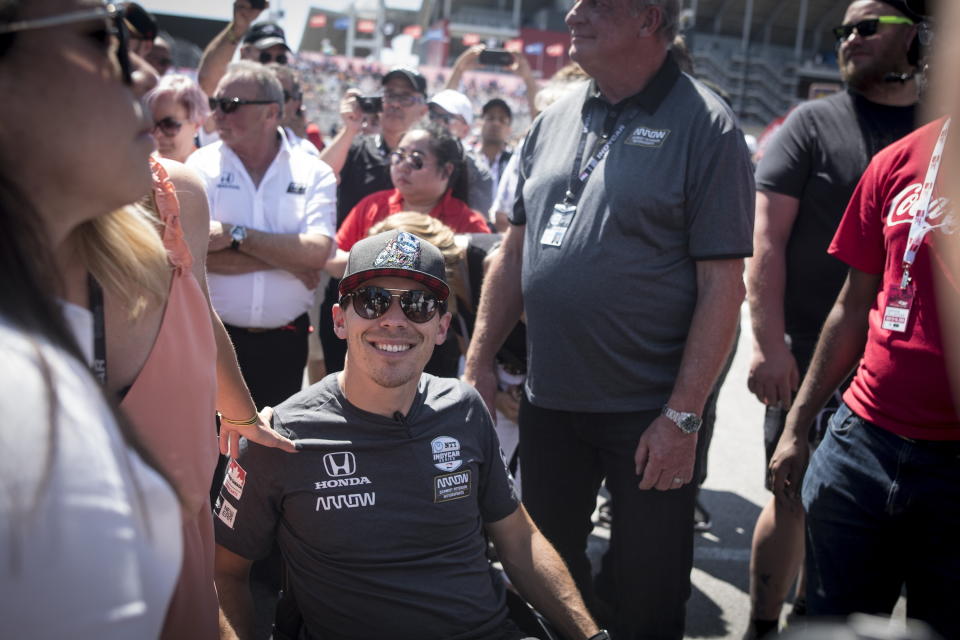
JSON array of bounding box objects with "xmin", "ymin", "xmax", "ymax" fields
[{"xmin": 887, "ymin": 182, "xmax": 956, "ymax": 234}]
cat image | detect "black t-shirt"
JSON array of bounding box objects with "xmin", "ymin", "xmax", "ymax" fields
[
  {"xmin": 214, "ymin": 374, "xmax": 520, "ymax": 640},
  {"xmin": 336, "ymin": 135, "xmax": 394, "ymax": 227},
  {"xmin": 755, "ymin": 90, "xmax": 916, "ymax": 336}
]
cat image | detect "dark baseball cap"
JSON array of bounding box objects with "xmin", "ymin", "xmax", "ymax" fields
[
  {"xmin": 876, "ymin": 0, "xmax": 923, "ymax": 21},
  {"xmin": 123, "ymin": 3, "xmax": 157, "ymax": 40},
  {"xmin": 382, "ymin": 67, "xmax": 428, "ymax": 97},
  {"xmin": 244, "ymin": 22, "xmax": 291, "ymax": 51},
  {"xmin": 339, "ymin": 230, "xmax": 450, "ymax": 300},
  {"xmin": 482, "ymin": 98, "xmax": 512, "ymax": 120}
]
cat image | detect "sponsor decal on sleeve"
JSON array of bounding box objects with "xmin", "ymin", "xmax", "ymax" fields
[
  {"xmin": 434, "ymin": 469, "xmax": 473, "ymax": 503},
  {"xmin": 223, "ymin": 459, "xmax": 247, "ymax": 500},
  {"xmin": 216, "ymin": 498, "xmax": 238, "ymax": 529}
]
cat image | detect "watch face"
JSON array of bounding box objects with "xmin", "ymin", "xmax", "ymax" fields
[
  {"xmin": 679, "ymin": 414, "xmax": 701, "ymax": 433},
  {"xmin": 231, "ymin": 226, "xmax": 246, "ymax": 242}
]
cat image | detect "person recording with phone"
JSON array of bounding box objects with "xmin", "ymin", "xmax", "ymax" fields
[{"xmin": 445, "ymin": 44, "xmax": 541, "ymax": 121}]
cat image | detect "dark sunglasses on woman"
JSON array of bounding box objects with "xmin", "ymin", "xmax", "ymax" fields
[
  {"xmin": 153, "ymin": 116, "xmax": 183, "ymax": 137},
  {"xmin": 340, "ymin": 286, "xmax": 442, "ymax": 323},
  {"xmin": 0, "ymin": 3, "xmax": 132, "ymax": 85},
  {"xmin": 389, "ymin": 150, "xmax": 428, "ymax": 171}
]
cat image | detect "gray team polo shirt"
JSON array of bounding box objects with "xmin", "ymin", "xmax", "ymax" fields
[
  {"xmin": 511, "ymin": 54, "xmax": 755, "ymax": 412},
  {"xmin": 214, "ymin": 374, "xmax": 519, "ymax": 640}
]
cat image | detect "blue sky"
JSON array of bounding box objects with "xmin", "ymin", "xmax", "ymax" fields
[{"xmin": 140, "ymin": 0, "xmax": 423, "ymax": 50}]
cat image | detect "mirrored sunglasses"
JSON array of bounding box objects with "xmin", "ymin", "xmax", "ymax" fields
[
  {"xmin": 341, "ymin": 286, "xmax": 441, "ymax": 323},
  {"xmin": 389, "ymin": 150, "xmax": 428, "ymax": 171}
]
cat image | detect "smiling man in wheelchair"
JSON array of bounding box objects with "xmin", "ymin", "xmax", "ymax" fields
[{"xmin": 213, "ymin": 230, "xmax": 606, "ymax": 640}]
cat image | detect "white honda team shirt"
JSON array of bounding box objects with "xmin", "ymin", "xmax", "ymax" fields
[{"xmin": 187, "ymin": 129, "xmax": 337, "ymax": 328}]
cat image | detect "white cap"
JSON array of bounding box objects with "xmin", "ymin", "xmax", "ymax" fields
[{"xmin": 429, "ymin": 89, "xmax": 475, "ymax": 126}]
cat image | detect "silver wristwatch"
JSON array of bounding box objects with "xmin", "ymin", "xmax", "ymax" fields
[
  {"xmin": 662, "ymin": 406, "xmax": 702, "ymax": 434},
  {"xmin": 230, "ymin": 224, "xmax": 247, "ymax": 251}
]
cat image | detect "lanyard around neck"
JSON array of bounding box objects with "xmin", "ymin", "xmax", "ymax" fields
[
  {"xmin": 900, "ymin": 118, "xmax": 950, "ymax": 287},
  {"xmin": 564, "ymin": 104, "xmax": 642, "ymax": 206}
]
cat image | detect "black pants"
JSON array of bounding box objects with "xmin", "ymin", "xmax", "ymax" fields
[
  {"xmin": 224, "ymin": 313, "xmax": 310, "ymax": 408},
  {"xmin": 519, "ymin": 399, "xmax": 703, "ymax": 640}
]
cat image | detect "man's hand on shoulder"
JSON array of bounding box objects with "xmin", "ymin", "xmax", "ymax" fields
[
  {"xmin": 747, "ymin": 339, "xmax": 800, "ymax": 408},
  {"xmin": 634, "ymin": 415, "xmax": 697, "ymax": 491}
]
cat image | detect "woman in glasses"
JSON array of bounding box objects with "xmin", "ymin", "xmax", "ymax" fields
[
  {"xmin": 0, "ymin": 1, "xmax": 181, "ymax": 637},
  {"xmin": 144, "ymin": 74, "xmax": 210, "ymax": 163},
  {"xmin": 334, "ymin": 124, "xmax": 490, "ymax": 255}
]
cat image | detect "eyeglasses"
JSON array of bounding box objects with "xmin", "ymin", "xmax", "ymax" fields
[
  {"xmin": 0, "ymin": 3, "xmax": 132, "ymax": 85},
  {"xmin": 429, "ymin": 108, "xmax": 456, "ymax": 125},
  {"xmin": 389, "ymin": 150, "xmax": 429, "ymax": 170},
  {"xmin": 153, "ymin": 116, "xmax": 183, "ymax": 137},
  {"xmin": 283, "ymin": 90, "xmax": 302, "ymax": 103},
  {"xmin": 341, "ymin": 286, "xmax": 442, "ymax": 323},
  {"xmin": 383, "ymin": 92, "xmax": 424, "ymax": 107},
  {"xmin": 259, "ymin": 51, "xmax": 288, "ymax": 65},
  {"xmin": 209, "ymin": 96, "xmax": 276, "ymax": 114},
  {"xmin": 832, "ymin": 16, "xmax": 913, "ymax": 42}
]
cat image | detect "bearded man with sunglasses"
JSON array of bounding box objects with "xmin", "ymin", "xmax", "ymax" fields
[
  {"xmin": 745, "ymin": 0, "xmax": 921, "ymax": 636},
  {"xmin": 213, "ymin": 230, "xmax": 605, "ymax": 640}
]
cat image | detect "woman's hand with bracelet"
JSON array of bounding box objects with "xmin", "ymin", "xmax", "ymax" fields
[{"xmin": 219, "ymin": 406, "xmax": 298, "ymax": 457}]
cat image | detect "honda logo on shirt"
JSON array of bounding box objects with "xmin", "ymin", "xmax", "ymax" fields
[{"xmin": 323, "ymin": 452, "xmax": 356, "ymax": 477}]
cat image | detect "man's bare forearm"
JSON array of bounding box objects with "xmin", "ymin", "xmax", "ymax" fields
[
  {"xmin": 490, "ymin": 508, "xmax": 598, "ymax": 640},
  {"xmin": 785, "ymin": 269, "xmax": 879, "ymax": 437},
  {"xmin": 198, "ymin": 24, "xmax": 241, "ymax": 96},
  {"xmin": 240, "ymin": 230, "xmax": 333, "ymax": 272},
  {"xmin": 464, "ymin": 224, "xmax": 524, "ymax": 374},
  {"xmin": 216, "ymin": 576, "xmax": 254, "ymax": 640},
  {"xmin": 318, "ymin": 126, "xmax": 359, "ymax": 176},
  {"xmin": 667, "ymin": 259, "xmax": 745, "ymax": 414},
  {"xmin": 207, "ymin": 249, "xmax": 273, "ymax": 274}
]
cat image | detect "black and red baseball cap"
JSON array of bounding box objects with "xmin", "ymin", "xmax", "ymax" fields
[{"xmin": 339, "ymin": 230, "xmax": 450, "ymax": 300}]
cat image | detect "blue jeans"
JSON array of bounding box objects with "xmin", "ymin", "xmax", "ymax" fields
[{"xmin": 801, "ymin": 402, "xmax": 960, "ymax": 638}]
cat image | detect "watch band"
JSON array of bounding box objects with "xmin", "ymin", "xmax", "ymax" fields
[{"xmin": 587, "ymin": 631, "xmax": 611, "ymax": 640}]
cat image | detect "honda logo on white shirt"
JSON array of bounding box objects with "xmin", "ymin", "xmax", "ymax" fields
[{"xmin": 323, "ymin": 452, "xmax": 357, "ymax": 477}]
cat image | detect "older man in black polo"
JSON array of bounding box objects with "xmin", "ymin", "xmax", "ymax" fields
[{"xmin": 465, "ymin": 1, "xmax": 754, "ymax": 637}]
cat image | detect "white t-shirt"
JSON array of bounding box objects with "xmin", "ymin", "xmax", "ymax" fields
[
  {"xmin": 187, "ymin": 129, "xmax": 337, "ymax": 328},
  {"xmin": 0, "ymin": 309, "xmax": 182, "ymax": 639}
]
